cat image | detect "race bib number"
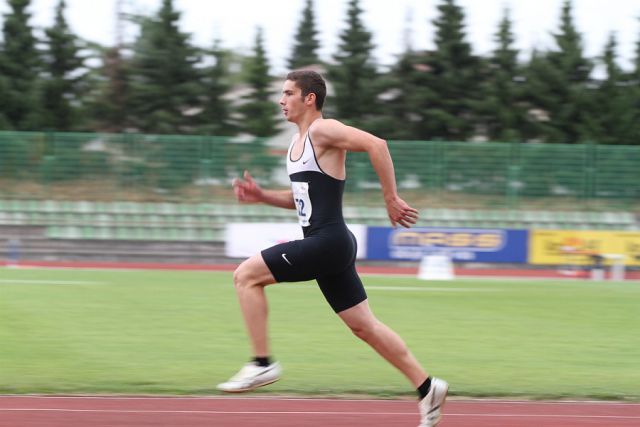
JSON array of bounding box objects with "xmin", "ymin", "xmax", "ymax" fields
[{"xmin": 291, "ymin": 181, "xmax": 312, "ymax": 227}]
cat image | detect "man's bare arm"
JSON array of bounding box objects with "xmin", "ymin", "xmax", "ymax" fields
[
  {"xmin": 312, "ymin": 120, "xmax": 419, "ymax": 228},
  {"xmin": 233, "ymin": 170, "xmax": 295, "ymax": 210}
]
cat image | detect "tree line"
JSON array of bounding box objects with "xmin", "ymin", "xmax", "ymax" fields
[{"xmin": 0, "ymin": 0, "xmax": 639, "ymax": 145}]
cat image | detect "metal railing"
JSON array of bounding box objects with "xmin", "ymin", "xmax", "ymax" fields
[{"xmin": 1, "ymin": 131, "xmax": 638, "ymax": 211}]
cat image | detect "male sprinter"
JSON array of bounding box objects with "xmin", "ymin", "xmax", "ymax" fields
[{"xmin": 217, "ymin": 70, "xmax": 448, "ymax": 426}]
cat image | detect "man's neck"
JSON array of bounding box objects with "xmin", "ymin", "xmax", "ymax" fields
[{"xmin": 296, "ymin": 112, "xmax": 322, "ymax": 135}]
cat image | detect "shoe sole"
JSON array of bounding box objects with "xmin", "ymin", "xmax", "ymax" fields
[{"xmin": 217, "ymin": 377, "xmax": 280, "ymax": 393}]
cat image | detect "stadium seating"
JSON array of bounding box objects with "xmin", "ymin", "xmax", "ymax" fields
[{"xmin": 0, "ymin": 199, "xmax": 637, "ymax": 243}]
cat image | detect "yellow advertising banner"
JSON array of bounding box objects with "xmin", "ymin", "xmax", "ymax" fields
[{"xmin": 530, "ymin": 230, "xmax": 640, "ymax": 266}]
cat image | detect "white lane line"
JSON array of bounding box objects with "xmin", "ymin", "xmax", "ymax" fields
[
  {"xmin": 447, "ymin": 413, "xmax": 640, "ymax": 419},
  {"xmin": 283, "ymin": 285, "xmax": 497, "ymax": 292},
  {"xmin": 0, "ymin": 408, "xmax": 414, "ymax": 415},
  {"xmin": 365, "ymin": 286, "xmax": 497, "ymax": 292},
  {"xmin": 0, "ymin": 408, "xmax": 638, "ymax": 419},
  {"xmin": 2, "ymin": 396, "xmax": 638, "ymax": 406}
]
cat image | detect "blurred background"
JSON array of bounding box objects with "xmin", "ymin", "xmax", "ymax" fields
[{"xmin": 0, "ymin": 0, "xmax": 639, "ymax": 272}]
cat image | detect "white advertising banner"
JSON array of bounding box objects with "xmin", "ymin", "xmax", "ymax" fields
[{"xmin": 225, "ymin": 223, "xmax": 367, "ymax": 259}]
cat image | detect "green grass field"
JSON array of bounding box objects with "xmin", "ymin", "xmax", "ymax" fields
[{"xmin": 1, "ymin": 267, "xmax": 638, "ymax": 400}]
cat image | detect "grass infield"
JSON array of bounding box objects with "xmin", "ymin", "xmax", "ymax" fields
[{"xmin": 0, "ymin": 267, "xmax": 638, "ymax": 400}]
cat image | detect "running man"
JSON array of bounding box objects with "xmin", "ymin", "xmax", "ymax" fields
[{"xmin": 217, "ymin": 70, "xmax": 448, "ymax": 426}]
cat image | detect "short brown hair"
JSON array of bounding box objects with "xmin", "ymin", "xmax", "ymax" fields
[{"xmin": 286, "ymin": 70, "xmax": 326, "ymax": 111}]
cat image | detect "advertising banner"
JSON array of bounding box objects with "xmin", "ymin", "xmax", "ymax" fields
[
  {"xmin": 529, "ymin": 230, "xmax": 640, "ymax": 266},
  {"xmin": 367, "ymin": 227, "xmax": 528, "ymax": 263},
  {"xmin": 225, "ymin": 223, "xmax": 367, "ymax": 259}
]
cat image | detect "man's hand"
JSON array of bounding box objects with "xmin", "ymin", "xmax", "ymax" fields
[
  {"xmin": 386, "ymin": 195, "xmax": 419, "ymax": 228},
  {"xmin": 232, "ymin": 170, "xmax": 263, "ymax": 203}
]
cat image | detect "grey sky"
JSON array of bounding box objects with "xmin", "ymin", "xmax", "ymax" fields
[{"xmin": 2, "ymin": 0, "xmax": 638, "ymax": 72}]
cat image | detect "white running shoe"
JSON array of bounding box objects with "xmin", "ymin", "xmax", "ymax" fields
[
  {"xmin": 418, "ymin": 377, "xmax": 448, "ymax": 427},
  {"xmin": 217, "ymin": 361, "xmax": 282, "ymax": 393}
]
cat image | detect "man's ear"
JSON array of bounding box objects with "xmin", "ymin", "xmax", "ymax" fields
[{"xmin": 306, "ymin": 93, "xmax": 316, "ymax": 106}]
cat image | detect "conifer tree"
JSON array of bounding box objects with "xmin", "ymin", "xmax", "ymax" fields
[
  {"xmin": 374, "ymin": 6, "xmax": 424, "ymax": 139},
  {"xmin": 287, "ymin": 0, "xmax": 321, "ymax": 70},
  {"xmin": 328, "ymin": 0, "xmax": 379, "ymax": 127},
  {"xmin": 199, "ymin": 40, "xmax": 235, "ymax": 136},
  {"xmin": 526, "ymin": 0, "xmax": 594, "ymax": 143},
  {"xmin": 40, "ymin": 0, "xmax": 85, "ymax": 131},
  {"xmin": 409, "ymin": 0, "xmax": 480, "ymax": 140},
  {"xmin": 480, "ymin": 8, "xmax": 526, "ymax": 142},
  {"xmin": 377, "ymin": 50, "xmax": 420, "ymax": 140},
  {"xmin": 239, "ymin": 27, "xmax": 279, "ymax": 137},
  {"xmin": 634, "ymin": 20, "xmax": 640, "ymax": 81},
  {"xmin": 597, "ymin": 35, "xmax": 623, "ymax": 141},
  {"xmin": 87, "ymin": 46, "xmax": 130, "ymax": 132},
  {"xmin": 128, "ymin": 0, "xmax": 202, "ymax": 133},
  {"xmin": 522, "ymin": 50, "xmax": 562, "ymax": 142},
  {"xmin": 0, "ymin": 0, "xmax": 40, "ymax": 130},
  {"xmin": 629, "ymin": 19, "xmax": 640, "ymax": 144},
  {"xmin": 593, "ymin": 35, "xmax": 637, "ymax": 145},
  {"xmin": 0, "ymin": 49, "xmax": 10, "ymax": 128}
]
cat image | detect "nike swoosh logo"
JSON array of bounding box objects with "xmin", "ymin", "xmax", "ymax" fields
[
  {"xmin": 281, "ymin": 253, "xmax": 293, "ymax": 266},
  {"xmin": 257, "ymin": 364, "xmax": 277, "ymax": 375},
  {"xmin": 302, "ymin": 158, "xmax": 310, "ymax": 164}
]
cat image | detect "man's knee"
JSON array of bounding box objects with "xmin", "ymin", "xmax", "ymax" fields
[
  {"xmin": 348, "ymin": 319, "xmax": 378, "ymax": 342},
  {"xmin": 233, "ymin": 256, "xmax": 273, "ymax": 291},
  {"xmin": 233, "ymin": 262, "xmax": 254, "ymax": 291}
]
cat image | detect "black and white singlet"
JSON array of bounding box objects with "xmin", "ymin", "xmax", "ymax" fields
[
  {"xmin": 260, "ymin": 127, "xmax": 367, "ymax": 313},
  {"xmin": 286, "ymin": 128, "xmax": 345, "ymax": 234}
]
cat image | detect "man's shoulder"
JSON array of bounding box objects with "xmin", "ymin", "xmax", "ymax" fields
[
  {"xmin": 317, "ymin": 118, "xmax": 343, "ymax": 127},
  {"xmin": 310, "ymin": 118, "xmax": 344, "ymax": 137}
]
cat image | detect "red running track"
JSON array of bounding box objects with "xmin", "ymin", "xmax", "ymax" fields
[
  {"xmin": 4, "ymin": 259, "xmax": 640, "ymax": 280},
  {"xmin": 1, "ymin": 396, "xmax": 639, "ymax": 427}
]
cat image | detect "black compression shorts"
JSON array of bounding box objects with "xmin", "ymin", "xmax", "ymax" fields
[{"xmin": 261, "ymin": 224, "xmax": 367, "ymax": 313}]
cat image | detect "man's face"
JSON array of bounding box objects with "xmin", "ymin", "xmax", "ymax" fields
[{"xmin": 279, "ymin": 80, "xmax": 306, "ymax": 122}]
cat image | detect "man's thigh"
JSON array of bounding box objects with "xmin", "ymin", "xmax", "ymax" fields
[
  {"xmin": 236, "ymin": 252, "xmax": 277, "ymax": 286},
  {"xmin": 317, "ymin": 264, "xmax": 367, "ymax": 313},
  {"xmin": 261, "ymin": 238, "xmax": 326, "ymax": 283}
]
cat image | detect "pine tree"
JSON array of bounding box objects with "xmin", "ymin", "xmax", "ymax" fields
[
  {"xmin": 328, "ymin": 0, "xmax": 379, "ymax": 127},
  {"xmin": 480, "ymin": 8, "xmax": 526, "ymax": 142},
  {"xmin": 199, "ymin": 40, "xmax": 235, "ymax": 136},
  {"xmin": 287, "ymin": 0, "xmax": 321, "ymax": 70},
  {"xmin": 629, "ymin": 19, "xmax": 640, "ymax": 145},
  {"xmin": 375, "ymin": 50, "xmax": 419, "ymax": 140},
  {"xmin": 409, "ymin": 0, "xmax": 481, "ymax": 140},
  {"xmin": 592, "ymin": 34, "xmax": 636, "ymax": 145},
  {"xmin": 0, "ymin": 46, "xmax": 10, "ymax": 128},
  {"xmin": 128, "ymin": 0, "xmax": 202, "ymax": 134},
  {"xmin": 239, "ymin": 27, "xmax": 279, "ymax": 137},
  {"xmin": 522, "ymin": 50, "xmax": 562, "ymax": 142},
  {"xmin": 374, "ymin": 5, "xmax": 422, "ymax": 140},
  {"xmin": 634, "ymin": 20, "xmax": 640, "ymax": 81},
  {"xmin": 0, "ymin": 0, "xmax": 40, "ymax": 130},
  {"xmin": 40, "ymin": 0, "xmax": 85, "ymax": 131},
  {"xmin": 526, "ymin": 0, "xmax": 594, "ymax": 143},
  {"xmin": 86, "ymin": 45, "xmax": 131, "ymax": 132}
]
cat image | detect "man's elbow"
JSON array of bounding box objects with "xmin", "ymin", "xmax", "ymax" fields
[
  {"xmin": 359, "ymin": 135, "xmax": 387, "ymax": 154},
  {"xmin": 372, "ymin": 137, "xmax": 388, "ymax": 152}
]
